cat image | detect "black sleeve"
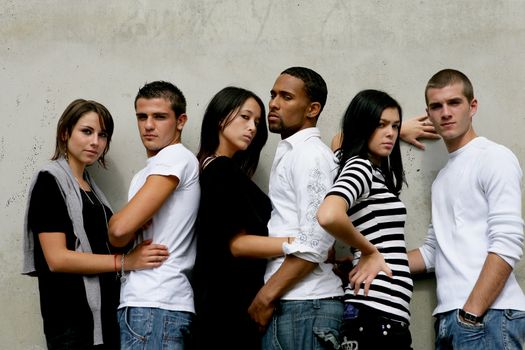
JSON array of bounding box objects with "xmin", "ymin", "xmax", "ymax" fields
[{"xmin": 28, "ymin": 172, "xmax": 73, "ymax": 236}]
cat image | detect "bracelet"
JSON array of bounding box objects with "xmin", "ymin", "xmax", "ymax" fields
[
  {"xmin": 120, "ymin": 253, "xmax": 126, "ymax": 282},
  {"xmin": 113, "ymin": 254, "xmax": 119, "ymax": 272}
]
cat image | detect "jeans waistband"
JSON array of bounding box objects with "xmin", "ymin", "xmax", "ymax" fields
[{"xmin": 345, "ymin": 303, "xmax": 409, "ymax": 328}]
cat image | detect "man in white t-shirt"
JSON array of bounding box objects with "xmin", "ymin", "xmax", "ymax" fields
[
  {"xmin": 248, "ymin": 67, "xmax": 344, "ymax": 350},
  {"xmin": 109, "ymin": 81, "xmax": 200, "ymax": 349},
  {"xmin": 409, "ymin": 69, "xmax": 525, "ymax": 349}
]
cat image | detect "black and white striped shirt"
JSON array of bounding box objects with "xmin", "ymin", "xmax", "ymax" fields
[{"xmin": 327, "ymin": 156, "xmax": 413, "ymax": 322}]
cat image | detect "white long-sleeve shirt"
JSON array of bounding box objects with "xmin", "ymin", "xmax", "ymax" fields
[
  {"xmin": 419, "ymin": 137, "xmax": 525, "ymax": 315},
  {"xmin": 264, "ymin": 127, "xmax": 343, "ymax": 300}
]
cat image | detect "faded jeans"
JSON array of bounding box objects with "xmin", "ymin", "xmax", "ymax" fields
[
  {"xmin": 118, "ymin": 307, "xmax": 193, "ymax": 350},
  {"xmin": 262, "ymin": 299, "xmax": 343, "ymax": 350},
  {"xmin": 435, "ymin": 309, "xmax": 525, "ymax": 350}
]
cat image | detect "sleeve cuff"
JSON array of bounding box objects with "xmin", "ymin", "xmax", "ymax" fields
[
  {"xmin": 283, "ymin": 242, "xmax": 325, "ymax": 263},
  {"xmin": 419, "ymin": 246, "xmax": 435, "ymax": 272},
  {"xmin": 488, "ymin": 249, "xmax": 520, "ymax": 269}
]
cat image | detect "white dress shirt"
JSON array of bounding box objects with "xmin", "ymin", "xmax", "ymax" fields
[{"xmin": 264, "ymin": 127, "xmax": 343, "ymax": 300}]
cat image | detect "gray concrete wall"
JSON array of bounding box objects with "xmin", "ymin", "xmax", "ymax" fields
[{"xmin": 1, "ymin": 1, "xmax": 524, "ymax": 348}]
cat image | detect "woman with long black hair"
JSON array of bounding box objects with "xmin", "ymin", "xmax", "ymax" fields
[
  {"xmin": 317, "ymin": 90, "xmax": 413, "ymax": 349},
  {"xmin": 193, "ymin": 87, "xmax": 293, "ymax": 349}
]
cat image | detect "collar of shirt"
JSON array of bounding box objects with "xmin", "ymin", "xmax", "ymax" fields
[
  {"xmin": 280, "ymin": 127, "xmax": 321, "ymax": 149},
  {"xmin": 273, "ymin": 127, "xmax": 322, "ymax": 166}
]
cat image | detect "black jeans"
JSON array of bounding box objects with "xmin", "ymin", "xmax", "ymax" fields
[
  {"xmin": 340, "ymin": 303, "xmax": 412, "ymax": 350},
  {"xmin": 46, "ymin": 325, "xmax": 94, "ymax": 350},
  {"xmin": 46, "ymin": 326, "xmax": 117, "ymax": 350}
]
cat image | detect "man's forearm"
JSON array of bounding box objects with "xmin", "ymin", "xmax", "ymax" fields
[
  {"xmin": 261, "ymin": 254, "xmax": 317, "ymax": 303},
  {"xmin": 463, "ymin": 252, "xmax": 513, "ymax": 316},
  {"xmin": 408, "ymin": 248, "xmax": 427, "ymax": 274},
  {"xmin": 108, "ymin": 225, "xmax": 136, "ymax": 248},
  {"xmin": 248, "ymin": 254, "xmax": 317, "ymax": 327}
]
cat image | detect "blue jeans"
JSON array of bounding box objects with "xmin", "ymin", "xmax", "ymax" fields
[
  {"xmin": 118, "ymin": 307, "xmax": 194, "ymax": 350},
  {"xmin": 435, "ymin": 309, "xmax": 525, "ymax": 350},
  {"xmin": 262, "ymin": 299, "xmax": 343, "ymax": 350}
]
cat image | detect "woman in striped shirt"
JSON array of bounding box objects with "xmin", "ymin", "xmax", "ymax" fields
[{"xmin": 317, "ymin": 90, "xmax": 413, "ymax": 349}]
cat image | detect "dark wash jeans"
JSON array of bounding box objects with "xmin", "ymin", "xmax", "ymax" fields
[
  {"xmin": 46, "ymin": 325, "xmax": 94, "ymax": 350},
  {"xmin": 340, "ymin": 303, "xmax": 412, "ymax": 350}
]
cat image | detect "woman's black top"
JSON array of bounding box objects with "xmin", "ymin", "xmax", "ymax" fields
[
  {"xmin": 192, "ymin": 156, "xmax": 272, "ymax": 350},
  {"xmin": 28, "ymin": 172, "xmax": 120, "ymax": 348}
]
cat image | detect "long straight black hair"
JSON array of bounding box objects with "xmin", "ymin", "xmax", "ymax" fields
[
  {"xmin": 337, "ymin": 89, "xmax": 405, "ymax": 195},
  {"xmin": 197, "ymin": 86, "xmax": 268, "ymax": 177}
]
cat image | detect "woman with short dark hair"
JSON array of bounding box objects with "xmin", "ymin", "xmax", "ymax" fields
[{"xmin": 23, "ymin": 99, "xmax": 168, "ymax": 349}]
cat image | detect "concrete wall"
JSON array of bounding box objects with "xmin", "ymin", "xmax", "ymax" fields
[{"xmin": 1, "ymin": 1, "xmax": 524, "ymax": 348}]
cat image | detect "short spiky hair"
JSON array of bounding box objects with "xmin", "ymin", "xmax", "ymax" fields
[
  {"xmin": 425, "ymin": 69, "xmax": 474, "ymax": 105},
  {"xmin": 281, "ymin": 66, "xmax": 328, "ymax": 115},
  {"xmin": 134, "ymin": 81, "xmax": 186, "ymax": 116}
]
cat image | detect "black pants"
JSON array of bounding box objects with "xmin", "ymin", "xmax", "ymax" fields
[{"xmin": 340, "ymin": 303, "xmax": 412, "ymax": 350}]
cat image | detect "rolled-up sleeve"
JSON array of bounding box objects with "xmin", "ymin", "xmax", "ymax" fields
[
  {"xmin": 481, "ymin": 147, "xmax": 524, "ymax": 268},
  {"xmin": 283, "ymin": 146, "xmax": 336, "ymax": 263},
  {"xmin": 419, "ymin": 224, "xmax": 437, "ymax": 272}
]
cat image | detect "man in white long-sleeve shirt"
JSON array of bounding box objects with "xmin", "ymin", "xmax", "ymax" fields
[
  {"xmin": 409, "ymin": 69, "xmax": 525, "ymax": 349},
  {"xmin": 248, "ymin": 67, "xmax": 344, "ymax": 350}
]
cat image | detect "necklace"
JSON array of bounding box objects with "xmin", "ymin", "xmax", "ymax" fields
[
  {"xmin": 80, "ymin": 187, "xmax": 96, "ymax": 205},
  {"xmin": 75, "ymin": 175, "xmax": 111, "ymax": 254},
  {"xmin": 75, "ymin": 176, "xmax": 95, "ymax": 205}
]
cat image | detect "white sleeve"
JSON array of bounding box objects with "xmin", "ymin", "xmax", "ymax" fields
[
  {"xmin": 282, "ymin": 145, "xmax": 336, "ymax": 263},
  {"xmin": 149, "ymin": 146, "xmax": 191, "ymax": 183},
  {"xmin": 481, "ymin": 146, "xmax": 524, "ymax": 268},
  {"xmin": 419, "ymin": 223, "xmax": 437, "ymax": 272}
]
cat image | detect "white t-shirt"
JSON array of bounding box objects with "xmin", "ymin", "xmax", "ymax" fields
[
  {"xmin": 265, "ymin": 127, "xmax": 343, "ymax": 300},
  {"xmin": 119, "ymin": 143, "xmax": 200, "ymax": 313}
]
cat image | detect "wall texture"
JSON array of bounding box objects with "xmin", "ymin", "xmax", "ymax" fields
[{"xmin": 1, "ymin": 1, "xmax": 524, "ymax": 348}]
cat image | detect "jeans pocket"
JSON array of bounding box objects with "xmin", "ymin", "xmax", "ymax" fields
[
  {"xmin": 455, "ymin": 310, "xmax": 484, "ymax": 330},
  {"xmin": 122, "ymin": 307, "xmax": 150, "ymax": 340},
  {"xmin": 162, "ymin": 312, "xmax": 193, "ymax": 343},
  {"xmin": 504, "ymin": 309, "xmax": 525, "ymax": 320},
  {"xmin": 503, "ymin": 309, "xmax": 525, "ymax": 347},
  {"xmin": 313, "ymin": 326, "xmax": 340, "ymax": 349}
]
